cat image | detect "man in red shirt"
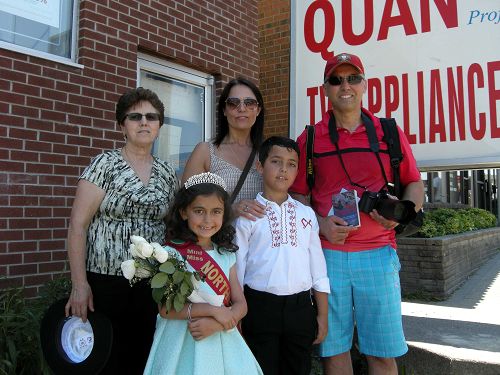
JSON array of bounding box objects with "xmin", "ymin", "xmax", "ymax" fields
[{"xmin": 290, "ymin": 53, "xmax": 424, "ymax": 375}]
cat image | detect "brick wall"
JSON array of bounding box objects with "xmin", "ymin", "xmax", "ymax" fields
[
  {"xmin": 0, "ymin": 0, "xmax": 259, "ymax": 296},
  {"xmin": 397, "ymin": 228, "xmax": 500, "ymax": 298},
  {"xmin": 258, "ymin": 0, "xmax": 290, "ymax": 137}
]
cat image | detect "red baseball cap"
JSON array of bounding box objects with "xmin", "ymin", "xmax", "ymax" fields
[{"xmin": 324, "ymin": 53, "xmax": 365, "ymax": 79}]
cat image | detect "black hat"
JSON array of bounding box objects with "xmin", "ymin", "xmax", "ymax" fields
[{"xmin": 40, "ymin": 299, "xmax": 113, "ymax": 375}]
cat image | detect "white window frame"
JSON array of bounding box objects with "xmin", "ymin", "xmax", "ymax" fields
[
  {"xmin": 138, "ymin": 53, "xmax": 214, "ymax": 142},
  {"xmin": 0, "ymin": 0, "xmax": 81, "ymax": 67}
]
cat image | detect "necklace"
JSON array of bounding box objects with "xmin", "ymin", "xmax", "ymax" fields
[
  {"xmin": 224, "ymin": 142, "xmax": 251, "ymax": 169},
  {"xmin": 121, "ymin": 147, "xmax": 152, "ymax": 184}
]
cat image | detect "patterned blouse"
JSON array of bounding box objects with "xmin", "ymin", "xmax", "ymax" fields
[
  {"xmin": 208, "ymin": 143, "xmax": 263, "ymax": 201},
  {"xmin": 81, "ymin": 149, "xmax": 178, "ymax": 275}
]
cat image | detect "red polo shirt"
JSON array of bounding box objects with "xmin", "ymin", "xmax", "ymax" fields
[{"xmin": 290, "ymin": 108, "xmax": 421, "ymax": 251}]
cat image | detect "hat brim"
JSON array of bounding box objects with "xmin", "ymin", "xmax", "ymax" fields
[{"xmin": 40, "ymin": 298, "xmax": 113, "ymax": 375}]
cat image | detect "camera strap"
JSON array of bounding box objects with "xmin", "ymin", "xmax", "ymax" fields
[{"xmin": 327, "ymin": 112, "xmax": 391, "ymax": 192}]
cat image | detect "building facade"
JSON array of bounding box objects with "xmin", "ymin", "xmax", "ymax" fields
[{"xmin": 0, "ymin": 0, "xmax": 291, "ymax": 295}]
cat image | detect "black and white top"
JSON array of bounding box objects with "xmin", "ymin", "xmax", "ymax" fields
[{"xmin": 81, "ymin": 149, "xmax": 178, "ymax": 275}]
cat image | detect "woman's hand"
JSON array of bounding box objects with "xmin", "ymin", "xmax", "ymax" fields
[
  {"xmin": 188, "ymin": 317, "xmax": 224, "ymax": 340},
  {"xmin": 234, "ymin": 199, "xmax": 266, "ymax": 220},
  {"xmin": 65, "ymin": 281, "xmax": 94, "ymax": 322}
]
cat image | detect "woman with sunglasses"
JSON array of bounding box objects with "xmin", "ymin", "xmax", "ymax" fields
[
  {"xmin": 65, "ymin": 87, "xmax": 178, "ymax": 374},
  {"xmin": 182, "ymin": 78, "xmax": 266, "ymax": 220}
]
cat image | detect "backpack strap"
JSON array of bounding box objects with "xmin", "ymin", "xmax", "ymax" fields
[
  {"xmin": 305, "ymin": 124, "xmax": 315, "ymax": 196},
  {"xmin": 380, "ymin": 118, "xmax": 403, "ymax": 198}
]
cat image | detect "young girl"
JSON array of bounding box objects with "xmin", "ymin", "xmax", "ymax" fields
[{"xmin": 144, "ymin": 172, "xmax": 263, "ymax": 375}]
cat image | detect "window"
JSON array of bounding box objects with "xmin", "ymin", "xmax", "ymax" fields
[
  {"xmin": 0, "ymin": 0, "xmax": 79, "ymax": 63},
  {"xmin": 138, "ymin": 56, "xmax": 214, "ymax": 177}
]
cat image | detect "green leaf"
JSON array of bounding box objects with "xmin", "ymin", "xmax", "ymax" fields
[
  {"xmin": 173, "ymin": 294, "xmax": 185, "ymax": 312},
  {"xmin": 180, "ymin": 281, "xmax": 191, "ymax": 295},
  {"xmin": 152, "ymin": 287, "xmax": 166, "ymax": 304},
  {"xmin": 159, "ymin": 261, "xmax": 176, "ymax": 274},
  {"xmin": 165, "ymin": 296, "xmax": 173, "ymax": 312},
  {"xmin": 151, "ymin": 272, "xmax": 168, "ymax": 288},
  {"xmin": 173, "ymin": 270, "xmax": 185, "ymax": 284}
]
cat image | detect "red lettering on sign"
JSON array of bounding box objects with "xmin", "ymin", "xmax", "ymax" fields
[
  {"xmin": 417, "ymin": 71, "xmax": 426, "ymax": 143},
  {"xmin": 401, "ymin": 73, "xmax": 415, "ymax": 143},
  {"xmin": 420, "ymin": 0, "xmax": 458, "ymax": 33},
  {"xmin": 342, "ymin": 0, "xmax": 374, "ymax": 45},
  {"xmin": 384, "ymin": 75, "xmax": 399, "ymax": 117},
  {"xmin": 429, "ymin": 69, "xmax": 447, "ymax": 143},
  {"xmin": 304, "ymin": 0, "xmax": 335, "ymax": 60},
  {"xmin": 447, "ymin": 66, "xmax": 466, "ymax": 141},
  {"xmin": 468, "ymin": 64, "xmax": 486, "ymax": 141},
  {"xmin": 307, "ymin": 86, "xmax": 319, "ymax": 125},
  {"xmin": 367, "ymin": 78, "xmax": 382, "ymax": 114},
  {"xmin": 378, "ymin": 0, "xmax": 418, "ymax": 41},
  {"xmin": 488, "ymin": 61, "xmax": 500, "ymax": 138}
]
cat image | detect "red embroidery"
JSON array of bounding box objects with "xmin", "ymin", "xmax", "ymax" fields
[{"xmin": 266, "ymin": 202, "xmax": 297, "ymax": 248}]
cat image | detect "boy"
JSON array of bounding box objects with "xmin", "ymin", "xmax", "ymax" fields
[{"xmin": 235, "ymin": 136, "xmax": 330, "ymax": 375}]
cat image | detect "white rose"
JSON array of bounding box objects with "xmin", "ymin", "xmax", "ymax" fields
[
  {"xmin": 151, "ymin": 243, "xmax": 169, "ymax": 263},
  {"xmin": 136, "ymin": 241, "xmax": 154, "ymax": 258},
  {"xmin": 130, "ymin": 235, "xmax": 148, "ymax": 246},
  {"xmin": 121, "ymin": 259, "xmax": 136, "ymax": 280},
  {"xmin": 128, "ymin": 243, "xmax": 142, "ymax": 259}
]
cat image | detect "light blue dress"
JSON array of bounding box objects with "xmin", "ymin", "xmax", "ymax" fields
[{"xmin": 143, "ymin": 246, "xmax": 263, "ymax": 375}]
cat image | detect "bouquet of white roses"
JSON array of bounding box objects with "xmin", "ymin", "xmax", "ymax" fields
[{"xmin": 121, "ymin": 236, "xmax": 204, "ymax": 312}]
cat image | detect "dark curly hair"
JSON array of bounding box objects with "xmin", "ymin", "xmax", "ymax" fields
[
  {"xmin": 165, "ymin": 183, "xmax": 238, "ymax": 253},
  {"xmin": 116, "ymin": 87, "xmax": 165, "ymax": 126},
  {"xmin": 214, "ymin": 77, "xmax": 265, "ymax": 150}
]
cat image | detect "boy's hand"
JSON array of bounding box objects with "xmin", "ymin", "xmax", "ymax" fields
[
  {"xmin": 313, "ymin": 314, "xmax": 328, "ymax": 345},
  {"xmin": 188, "ymin": 317, "xmax": 223, "ymax": 341}
]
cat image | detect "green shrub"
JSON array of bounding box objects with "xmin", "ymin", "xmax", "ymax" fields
[
  {"xmin": 0, "ymin": 277, "xmax": 70, "ymax": 375},
  {"xmin": 417, "ymin": 207, "xmax": 497, "ymax": 238}
]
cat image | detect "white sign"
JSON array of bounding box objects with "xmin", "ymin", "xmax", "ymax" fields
[
  {"xmin": 291, "ymin": 0, "xmax": 500, "ymax": 170},
  {"xmin": 0, "ymin": 0, "xmax": 60, "ymax": 28}
]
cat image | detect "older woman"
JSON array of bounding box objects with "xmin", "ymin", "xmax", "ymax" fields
[
  {"xmin": 182, "ymin": 77, "xmax": 265, "ymax": 219},
  {"xmin": 64, "ymin": 87, "xmax": 178, "ymax": 374}
]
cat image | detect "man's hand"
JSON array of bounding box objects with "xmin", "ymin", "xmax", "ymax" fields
[
  {"xmin": 318, "ymin": 215, "xmax": 358, "ymax": 244},
  {"xmin": 369, "ymin": 209, "xmax": 399, "ymax": 230}
]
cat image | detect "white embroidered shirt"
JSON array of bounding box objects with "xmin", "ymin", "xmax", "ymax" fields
[{"xmin": 235, "ymin": 193, "xmax": 330, "ymax": 296}]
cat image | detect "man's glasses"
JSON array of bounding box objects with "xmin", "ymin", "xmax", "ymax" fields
[
  {"xmin": 124, "ymin": 113, "xmax": 161, "ymax": 122},
  {"xmin": 225, "ymin": 97, "xmax": 259, "ymax": 111},
  {"xmin": 326, "ymin": 74, "xmax": 365, "ymax": 86}
]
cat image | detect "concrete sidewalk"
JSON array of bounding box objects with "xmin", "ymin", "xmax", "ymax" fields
[{"xmin": 399, "ymin": 251, "xmax": 500, "ymax": 374}]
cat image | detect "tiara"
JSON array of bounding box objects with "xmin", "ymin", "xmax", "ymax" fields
[{"xmin": 184, "ymin": 172, "xmax": 227, "ymax": 191}]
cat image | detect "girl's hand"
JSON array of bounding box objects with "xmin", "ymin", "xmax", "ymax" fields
[
  {"xmin": 188, "ymin": 317, "xmax": 224, "ymax": 340},
  {"xmin": 212, "ymin": 306, "xmax": 237, "ymax": 331},
  {"xmin": 234, "ymin": 199, "xmax": 266, "ymax": 220}
]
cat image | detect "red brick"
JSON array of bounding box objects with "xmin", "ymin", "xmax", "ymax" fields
[
  {"xmin": 10, "ymin": 263, "xmax": 38, "ymax": 275},
  {"xmin": 0, "ymin": 253, "xmax": 23, "ymax": 264},
  {"xmin": 39, "ymin": 261, "xmax": 66, "ymax": 273},
  {"xmin": 39, "ymin": 240, "xmax": 66, "ymax": 251},
  {"xmin": 0, "ymin": 277, "xmax": 23, "ymax": 289}
]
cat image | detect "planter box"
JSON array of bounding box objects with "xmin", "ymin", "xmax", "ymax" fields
[{"xmin": 396, "ymin": 227, "xmax": 500, "ymax": 298}]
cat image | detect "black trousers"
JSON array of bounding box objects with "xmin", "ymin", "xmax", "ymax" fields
[
  {"xmin": 87, "ymin": 272, "xmax": 157, "ymax": 375},
  {"xmin": 242, "ymin": 286, "xmax": 317, "ymax": 375}
]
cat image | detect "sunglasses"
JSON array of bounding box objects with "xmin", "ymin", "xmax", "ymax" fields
[
  {"xmin": 124, "ymin": 112, "xmax": 161, "ymax": 122},
  {"xmin": 326, "ymin": 74, "xmax": 365, "ymax": 86},
  {"xmin": 225, "ymin": 97, "xmax": 259, "ymax": 111}
]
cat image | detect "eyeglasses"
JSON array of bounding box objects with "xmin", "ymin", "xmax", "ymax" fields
[
  {"xmin": 326, "ymin": 74, "xmax": 365, "ymax": 86},
  {"xmin": 225, "ymin": 97, "xmax": 259, "ymax": 111},
  {"xmin": 124, "ymin": 112, "xmax": 161, "ymax": 122}
]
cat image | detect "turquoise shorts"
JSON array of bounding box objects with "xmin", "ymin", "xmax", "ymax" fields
[{"xmin": 319, "ymin": 245, "xmax": 408, "ymax": 358}]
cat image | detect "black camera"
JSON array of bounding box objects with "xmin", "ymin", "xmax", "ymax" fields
[{"xmin": 358, "ymin": 190, "xmax": 417, "ymax": 224}]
